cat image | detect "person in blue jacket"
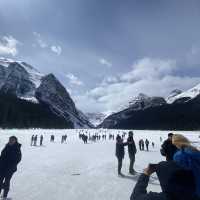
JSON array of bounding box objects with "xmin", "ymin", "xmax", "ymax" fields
[
  {"xmin": 172, "ymin": 134, "xmax": 200, "ymax": 198},
  {"xmin": 130, "ymin": 161, "xmax": 198, "ymax": 200}
]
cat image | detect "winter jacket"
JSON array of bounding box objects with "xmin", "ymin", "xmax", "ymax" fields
[
  {"xmin": 173, "ymin": 147, "xmax": 200, "ymax": 197},
  {"xmin": 130, "ymin": 174, "xmax": 168, "ymax": 200},
  {"xmin": 0, "ymin": 143, "xmax": 22, "ymax": 174},
  {"xmin": 115, "ymin": 142, "xmax": 127, "ymax": 159},
  {"xmin": 130, "ymin": 161, "xmax": 199, "ymax": 200},
  {"xmin": 127, "ymin": 136, "xmax": 137, "ymax": 155},
  {"xmin": 161, "ymin": 139, "xmax": 178, "ymax": 161}
]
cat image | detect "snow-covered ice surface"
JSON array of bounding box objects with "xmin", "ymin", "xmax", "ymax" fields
[{"xmin": 0, "ymin": 129, "xmax": 199, "ymax": 200}]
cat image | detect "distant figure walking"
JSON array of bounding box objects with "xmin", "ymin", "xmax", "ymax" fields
[
  {"xmin": 0, "ymin": 136, "xmax": 22, "ymax": 199},
  {"xmin": 40, "ymin": 135, "xmax": 44, "ymax": 146},
  {"xmin": 145, "ymin": 139, "xmax": 150, "ymax": 151},
  {"xmin": 152, "ymin": 142, "xmax": 155, "ymax": 148},
  {"xmin": 160, "ymin": 133, "xmax": 178, "ymax": 161},
  {"xmin": 127, "ymin": 131, "xmax": 137, "ymax": 175}
]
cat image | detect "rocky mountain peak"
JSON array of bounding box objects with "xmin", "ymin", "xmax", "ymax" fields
[{"xmin": 0, "ymin": 58, "xmax": 93, "ymax": 128}]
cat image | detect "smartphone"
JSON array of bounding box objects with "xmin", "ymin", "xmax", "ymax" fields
[{"xmin": 149, "ymin": 163, "xmax": 158, "ymax": 172}]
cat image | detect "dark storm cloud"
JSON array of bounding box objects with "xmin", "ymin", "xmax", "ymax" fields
[{"xmin": 1, "ymin": 0, "xmax": 200, "ymax": 112}]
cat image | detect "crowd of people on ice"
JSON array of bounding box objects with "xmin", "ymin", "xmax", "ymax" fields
[
  {"xmin": 0, "ymin": 130, "xmax": 199, "ymax": 199},
  {"xmin": 115, "ymin": 131, "xmax": 200, "ymax": 200}
]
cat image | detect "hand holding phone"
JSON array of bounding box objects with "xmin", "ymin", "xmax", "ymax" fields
[{"xmin": 143, "ymin": 163, "xmax": 158, "ymax": 176}]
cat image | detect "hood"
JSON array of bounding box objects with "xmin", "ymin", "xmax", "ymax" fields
[
  {"xmin": 6, "ymin": 142, "xmax": 22, "ymax": 149},
  {"xmin": 156, "ymin": 161, "xmax": 196, "ymax": 199}
]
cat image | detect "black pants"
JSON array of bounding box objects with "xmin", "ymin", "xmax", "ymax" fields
[
  {"xmin": 0, "ymin": 171, "xmax": 14, "ymax": 198},
  {"xmin": 129, "ymin": 154, "xmax": 135, "ymax": 173},
  {"xmin": 117, "ymin": 157, "xmax": 123, "ymax": 174}
]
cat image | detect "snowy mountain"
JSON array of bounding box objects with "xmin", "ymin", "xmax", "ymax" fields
[
  {"xmin": 166, "ymin": 84, "xmax": 200, "ymax": 104},
  {"xmin": 99, "ymin": 88, "xmax": 200, "ymax": 130},
  {"xmin": 127, "ymin": 93, "xmax": 166, "ymax": 110},
  {"xmin": 165, "ymin": 89, "xmax": 183, "ymax": 103},
  {"xmin": 0, "ymin": 58, "xmax": 93, "ymax": 128},
  {"xmin": 85, "ymin": 112, "xmax": 107, "ymax": 126},
  {"xmin": 99, "ymin": 93, "xmax": 166, "ymax": 129}
]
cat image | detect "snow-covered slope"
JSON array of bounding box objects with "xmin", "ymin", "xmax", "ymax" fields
[
  {"xmin": 0, "ymin": 58, "xmax": 43, "ymax": 99},
  {"xmin": 85, "ymin": 113, "xmax": 107, "ymax": 126},
  {"xmin": 0, "ymin": 58, "xmax": 93, "ymax": 128},
  {"xmin": 99, "ymin": 94, "xmax": 166, "ymax": 128},
  {"xmin": 121, "ymin": 93, "xmax": 166, "ymax": 111},
  {"xmin": 167, "ymin": 84, "xmax": 200, "ymax": 104}
]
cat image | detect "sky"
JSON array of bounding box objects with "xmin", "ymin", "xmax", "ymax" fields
[{"xmin": 1, "ymin": 0, "xmax": 200, "ymax": 113}]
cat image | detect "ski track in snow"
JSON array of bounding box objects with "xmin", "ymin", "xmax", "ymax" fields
[{"xmin": 0, "ymin": 129, "xmax": 199, "ymax": 200}]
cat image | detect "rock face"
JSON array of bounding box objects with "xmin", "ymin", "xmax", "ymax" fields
[
  {"xmin": 0, "ymin": 62, "xmax": 37, "ymax": 96},
  {"xmin": 0, "ymin": 58, "xmax": 93, "ymax": 128},
  {"xmin": 36, "ymin": 74, "xmax": 93, "ymax": 128}
]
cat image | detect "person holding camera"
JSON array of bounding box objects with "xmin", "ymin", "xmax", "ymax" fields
[{"xmin": 130, "ymin": 161, "xmax": 198, "ymax": 200}]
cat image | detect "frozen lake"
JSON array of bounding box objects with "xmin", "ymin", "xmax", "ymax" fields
[{"xmin": 0, "ymin": 129, "xmax": 199, "ymax": 200}]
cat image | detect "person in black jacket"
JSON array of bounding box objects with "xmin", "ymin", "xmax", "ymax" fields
[
  {"xmin": 130, "ymin": 161, "xmax": 198, "ymax": 200},
  {"xmin": 160, "ymin": 133, "xmax": 178, "ymax": 161},
  {"xmin": 0, "ymin": 136, "xmax": 22, "ymax": 199},
  {"xmin": 115, "ymin": 135, "xmax": 127, "ymax": 176},
  {"xmin": 127, "ymin": 131, "xmax": 137, "ymax": 174}
]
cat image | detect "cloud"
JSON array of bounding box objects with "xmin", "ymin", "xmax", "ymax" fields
[
  {"xmin": 100, "ymin": 76, "xmax": 119, "ymax": 86},
  {"xmin": 0, "ymin": 36, "xmax": 20, "ymax": 56},
  {"xmin": 33, "ymin": 32, "xmax": 47, "ymax": 48},
  {"xmin": 51, "ymin": 45, "xmax": 62, "ymax": 55},
  {"xmin": 65, "ymin": 73, "xmax": 83, "ymax": 86},
  {"xmin": 75, "ymin": 58, "xmax": 200, "ymax": 113},
  {"xmin": 186, "ymin": 46, "xmax": 200, "ymax": 65},
  {"xmin": 99, "ymin": 58, "xmax": 112, "ymax": 67}
]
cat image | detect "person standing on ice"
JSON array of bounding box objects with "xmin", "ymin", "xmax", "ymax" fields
[
  {"xmin": 40, "ymin": 135, "xmax": 44, "ymax": 146},
  {"xmin": 31, "ymin": 135, "xmax": 34, "ymax": 146},
  {"xmin": 115, "ymin": 135, "xmax": 127, "ymax": 176},
  {"xmin": 127, "ymin": 131, "xmax": 137, "ymax": 174},
  {"xmin": 139, "ymin": 140, "xmax": 142, "ymax": 151},
  {"xmin": 34, "ymin": 135, "xmax": 38, "ymax": 146},
  {"xmin": 145, "ymin": 139, "xmax": 149, "ymax": 151},
  {"xmin": 0, "ymin": 136, "xmax": 22, "ymax": 199},
  {"xmin": 141, "ymin": 139, "xmax": 144, "ymax": 151},
  {"xmin": 160, "ymin": 133, "xmax": 178, "ymax": 161}
]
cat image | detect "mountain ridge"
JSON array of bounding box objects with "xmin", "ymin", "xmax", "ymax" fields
[{"xmin": 0, "ymin": 58, "xmax": 93, "ymax": 128}]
